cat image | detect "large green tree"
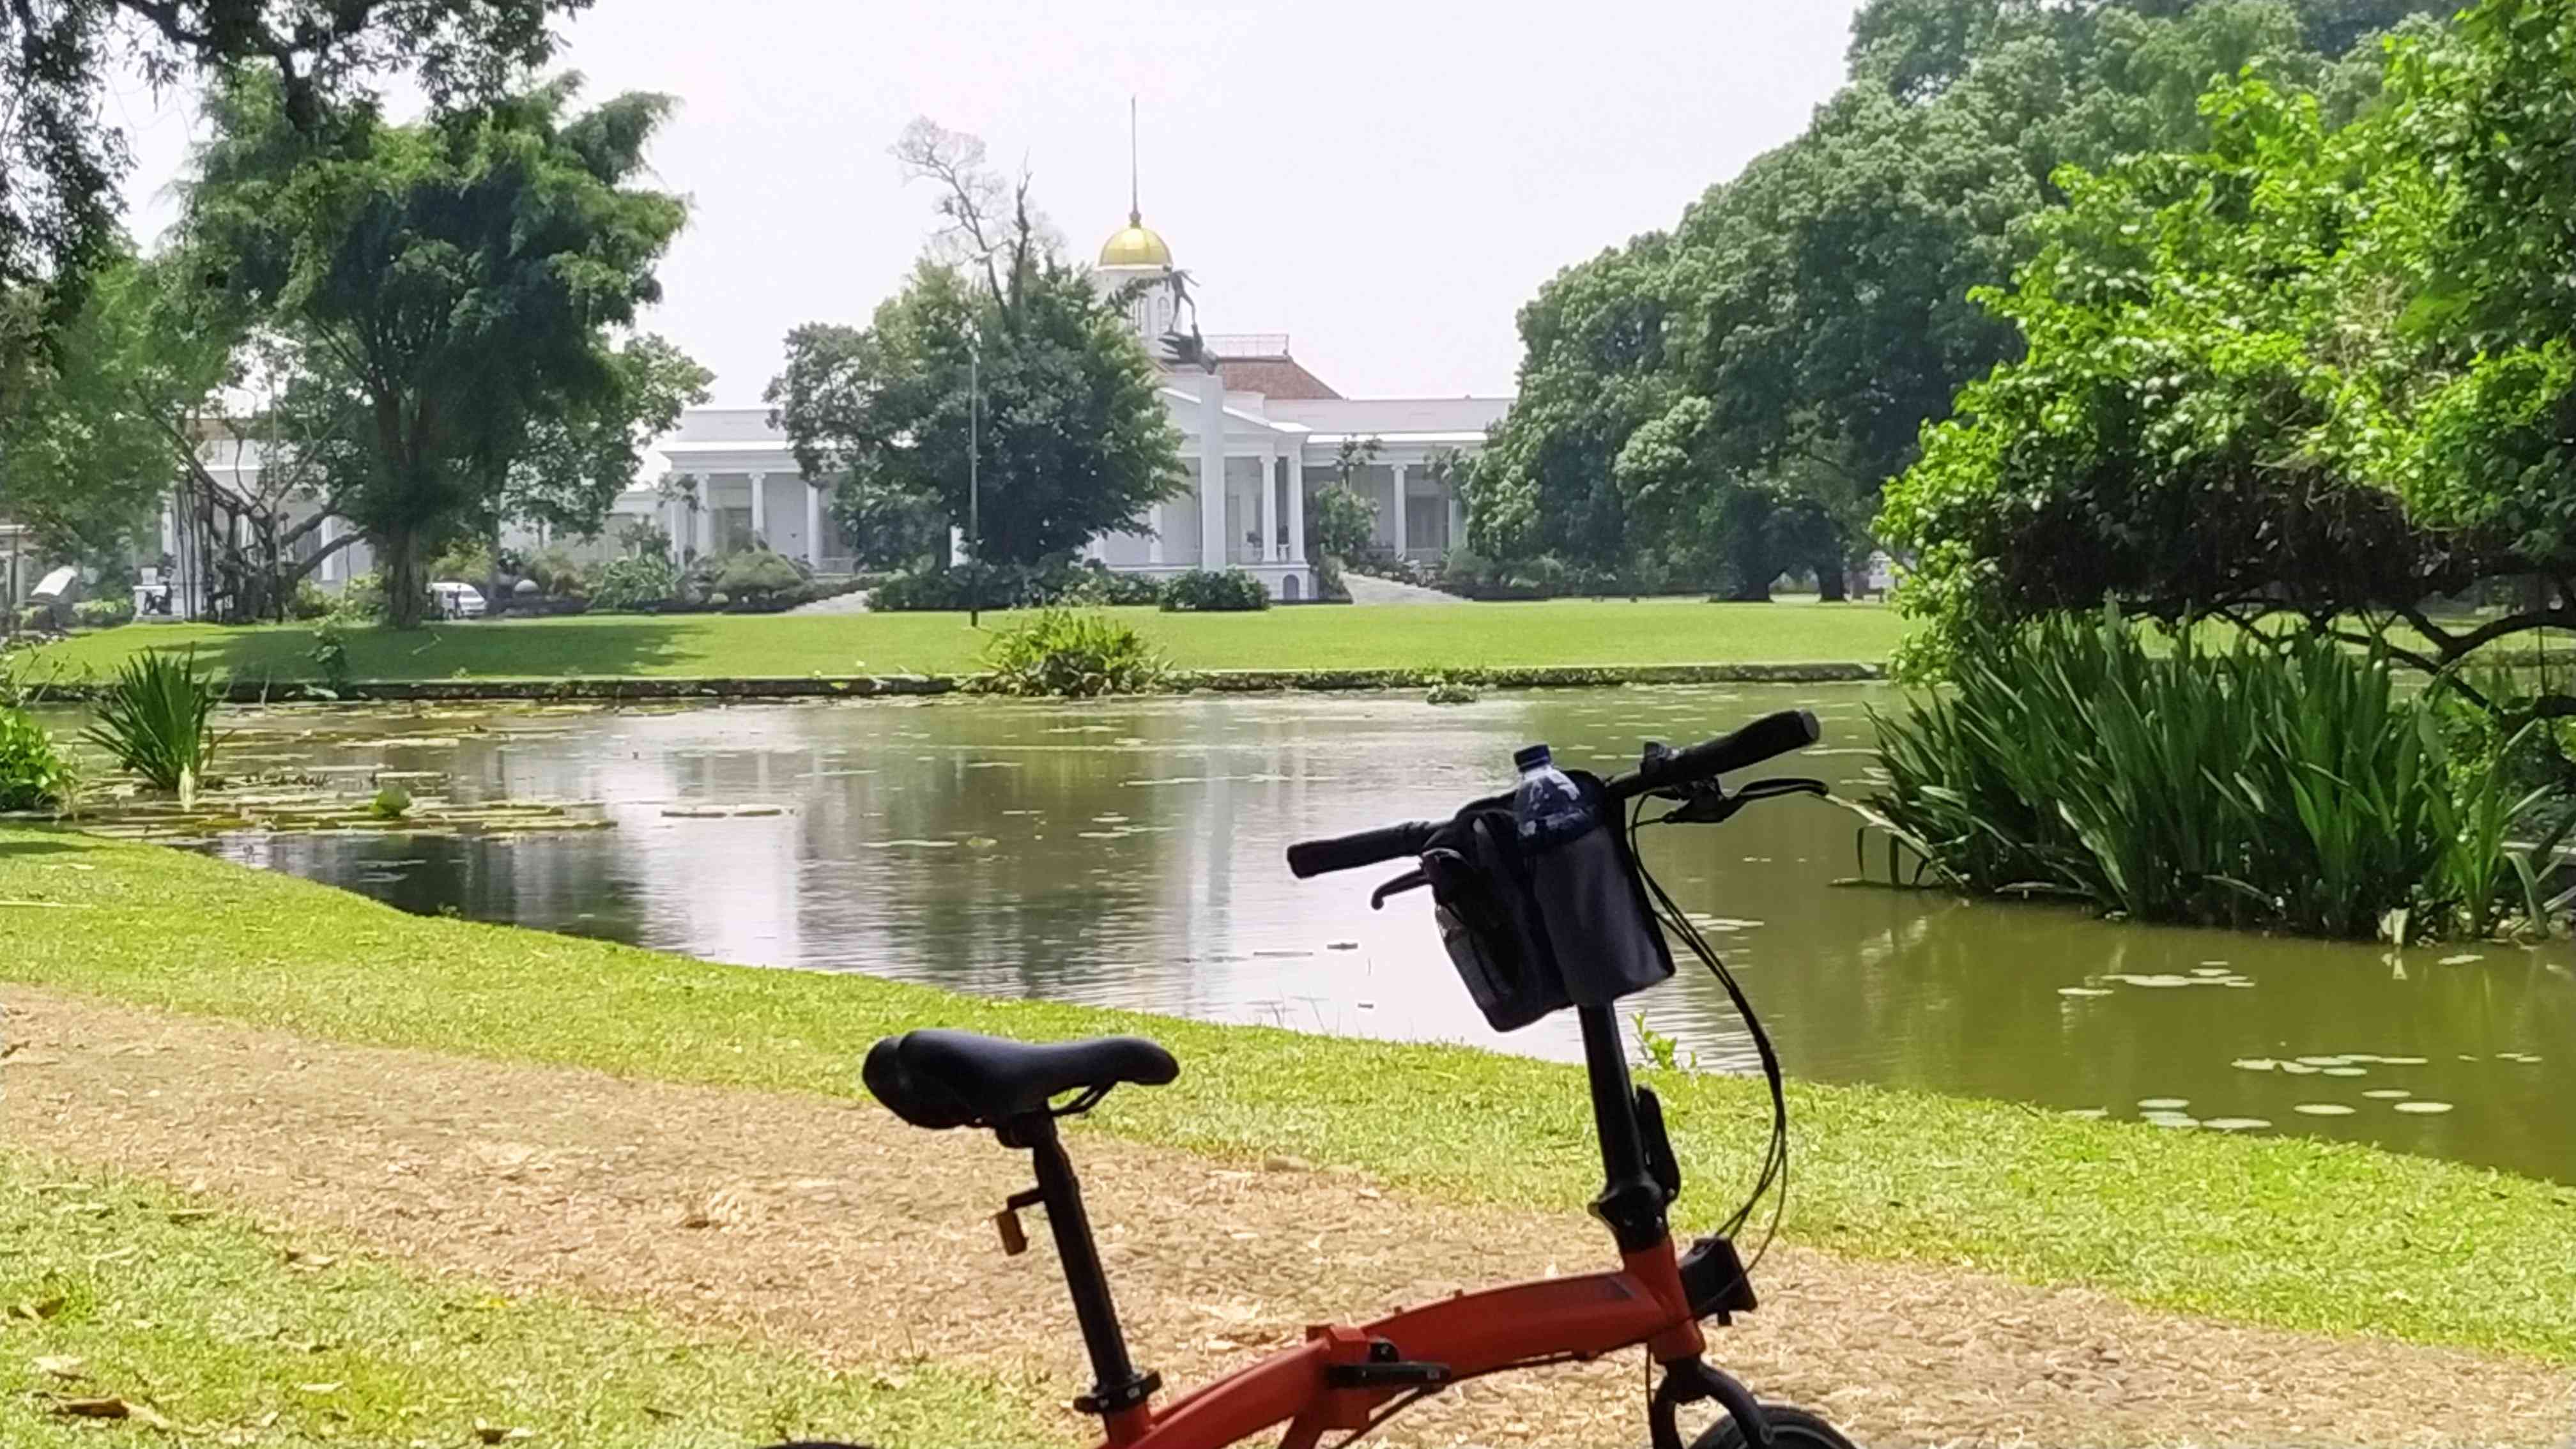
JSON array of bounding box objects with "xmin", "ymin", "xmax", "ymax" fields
[
  {"xmin": 767, "ymin": 121, "xmax": 1184, "ymax": 568},
  {"xmin": 183, "ymin": 73, "xmax": 693, "ymax": 626},
  {"xmin": 1879, "ymin": 0, "xmax": 2576, "ymax": 716},
  {"xmin": 0, "ymin": 0, "xmax": 584, "ymax": 413},
  {"xmin": 1473, "ymin": 0, "xmax": 2448, "ymax": 599}
]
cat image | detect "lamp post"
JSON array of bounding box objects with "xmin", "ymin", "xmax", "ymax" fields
[{"xmin": 967, "ymin": 332, "xmax": 981, "ymax": 628}]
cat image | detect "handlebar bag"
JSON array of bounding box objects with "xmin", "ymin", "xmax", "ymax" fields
[
  {"xmin": 1420, "ymin": 770, "xmax": 1674, "ymax": 1031},
  {"xmin": 1530, "ymin": 770, "xmax": 1676, "ymax": 1007},
  {"xmin": 1422, "ymin": 806, "xmax": 1574, "ymax": 1032}
]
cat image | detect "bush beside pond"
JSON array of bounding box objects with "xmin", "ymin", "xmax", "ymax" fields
[
  {"xmin": 1864, "ymin": 610, "xmax": 2569, "ymax": 941},
  {"xmin": 973, "ymin": 608, "xmax": 1170, "ymax": 698}
]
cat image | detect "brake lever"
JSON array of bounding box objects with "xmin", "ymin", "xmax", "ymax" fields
[{"xmin": 1370, "ymin": 869, "xmax": 1429, "ymax": 909}]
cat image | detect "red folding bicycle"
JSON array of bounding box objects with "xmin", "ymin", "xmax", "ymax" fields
[{"xmin": 816, "ymin": 710, "xmax": 1852, "ymax": 1449}]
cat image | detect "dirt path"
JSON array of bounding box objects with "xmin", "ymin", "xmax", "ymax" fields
[{"xmin": 4, "ymin": 987, "xmax": 2566, "ymax": 1448}]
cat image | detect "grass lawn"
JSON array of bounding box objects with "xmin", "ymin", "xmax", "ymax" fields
[
  {"xmin": 0, "ymin": 1149, "xmax": 1043, "ymax": 1446},
  {"xmin": 7, "ymin": 597, "xmax": 1911, "ymax": 684},
  {"xmin": 2, "ymin": 827, "xmax": 2571, "ymax": 1365}
]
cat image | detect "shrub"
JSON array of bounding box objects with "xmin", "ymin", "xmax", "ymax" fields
[
  {"xmin": 367, "ymin": 785, "xmax": 412, "ymax": 820},
  {"xmin": 309, "ymin": 620, "xmax": 353, "ymax": 691},
  {"xmin": 1160, "ymin": 569, "xmax": 1271, "ymax": 612},
  {"xmin": 1308, "ymin": 484, "xmax": 1378, "ymax": 565},
  {"xmin": 974, "ymin": 609, "xmax": 1171, "ymax": 698},
  {"xmin": 586, "ymin": 554, "xmax": 681, "ymax": 612},
  {"xmin": 72, "ymin": 597, "xmax": 134, "ymax": 629},
  {"xmin": 523, "ymin": 546, "xmax": 589, "ymax": 599},
  {"xmin": 714, "ymin": 549, "xmax": 808, "ymax": 606},
  {"xmin": 81, "ymin": 648, "xmax": 222, "ymax": 794},
  {"xmin": 0, "ymin": 707, "xmax": 71, "ymax": 811},
  {"xmin": 16, "ymin": 604, "xmax": 54, "ymax": 632},
  {"xmin": 1860, "ymin": 608, "xmax": 2565, "ymax": 940},
  {"xmin": 331, "ymin": 572, "xmax": 389, "ymax": 624},
  {"xmin": 870, "ymin": 560, "xmax": 1162, "ymax": 612},
  {"xmin": 289, "ymin": 579, "xmax": 334, "ymax": 620}
]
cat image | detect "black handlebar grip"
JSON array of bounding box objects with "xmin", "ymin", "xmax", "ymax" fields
[
  {"xmin": 1286, "ymin": 820, "xmax": 1438, "ymax": 878},
  {"xmin": 1610, "ymin": 709, "xmax": 1821, "ymax": 801}
]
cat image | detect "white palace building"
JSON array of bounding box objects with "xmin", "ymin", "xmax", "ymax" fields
[
  {"xmin": 148, "ymin": 206, "xmax": 1507, "ymax": 611},
  {"xmin": 634, "ymin": 208, "xmax": 1508, "ymax": 601}
]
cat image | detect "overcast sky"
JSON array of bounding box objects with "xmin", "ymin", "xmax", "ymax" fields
[{"xmin": 111, "ymin": 1, "xmax": 1867, "ymax": 407}]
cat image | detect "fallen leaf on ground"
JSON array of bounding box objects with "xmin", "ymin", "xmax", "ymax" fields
[
  {"xmin": 296, "ymin": 1381, "xmax": 344, "ymax": 1394},
  {"xmin": 33, "ymin": 1354, "xmax": 87, "ymax": 1378},
  {"xmin": 49, "ymin": 1395, "xmax": 130, "ymax": 1419},
  {"xmin": 473, "ymin": 1418, "xmax": 533, "ymax": 1442},
  {"xmin": 10, "ymin": 1295, "xmax": 66, "ymax": 1321}
]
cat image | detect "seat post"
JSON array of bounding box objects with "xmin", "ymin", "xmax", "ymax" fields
[{"xmin": 1008, "ymin": 1112, "xmax": 1158, "ymax": 1418}]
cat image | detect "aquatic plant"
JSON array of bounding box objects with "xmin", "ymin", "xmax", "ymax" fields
[
  {"xmin": 0, "ymin": 707, "xmax": 72, "ymax": 812},
  {"xmin": 973, "ymin": 609, "xmax": 1170, "ymax": 698},
  {"xmin": 1864, "ymin": 608, "xmax": 2565, "ymax": 940},
  {"xmin": 81, "ymin": 648, "xmax": 224, "ymax": 793},
  {"xmin": 1424, "ymin": 672, "xmax": 1481, "ymax": 705},
  {"xmin": 367, "ymin": 786, "xmax": 413, "ymax": 820}
]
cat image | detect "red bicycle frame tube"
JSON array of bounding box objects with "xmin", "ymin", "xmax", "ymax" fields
[{"xmin": 1098, "ymin": 1239, "xmax": 1706, "ymax": 1449}]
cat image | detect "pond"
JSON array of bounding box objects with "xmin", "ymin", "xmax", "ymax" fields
[{"xmin": 62, "ymin": 686, "xmax": 2575, "ymax": 1184}]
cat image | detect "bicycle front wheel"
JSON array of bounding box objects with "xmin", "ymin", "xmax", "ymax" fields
[{"xmin": 1690, "ymin": 1402, "xmax": 1859, "ymax": 1449}]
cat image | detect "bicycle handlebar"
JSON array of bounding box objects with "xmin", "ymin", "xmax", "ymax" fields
[{"xmin": 1284, "ymin": 709, "xmax": 1821, "ymax": 878}]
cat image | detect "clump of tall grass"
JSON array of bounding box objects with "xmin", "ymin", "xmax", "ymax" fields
[
  {"xmin": 972, "ymin": 610, "xmax": 1171, "ymax": 699},
  {"xmin": 1864, "ymin": 609, "xmax": 2568, "ymax": 940},
  {"xmin": 81, "ymin": 648, "xmax": 224, "ymax": 797}
]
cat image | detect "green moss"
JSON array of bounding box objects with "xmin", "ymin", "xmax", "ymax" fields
[
  {"xmin": 2, "ymin": 825, "xmax": 2571, "ymax": 1364},
  {"xmin": 0, "ymin": 1149, "xmax": 1045, "ymax": 1447}
]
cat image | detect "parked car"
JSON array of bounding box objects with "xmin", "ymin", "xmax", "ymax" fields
[{"xmin": 430, "ymin": 581, "xmax": 487, "ymax": 619}]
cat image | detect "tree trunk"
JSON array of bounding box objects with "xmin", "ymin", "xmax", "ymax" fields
[
  {"xmin": 1816, "ymin": 555, "xmax": 1848, "ymax": 602},
  {"xmin": 383, "ymin": 524, "xmax": 425, "ymax": 629}
]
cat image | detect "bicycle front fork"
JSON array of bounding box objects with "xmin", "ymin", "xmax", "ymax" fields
[{"xmin": 1651, "ymin": 1357, "xmax": 1772, "ymax": 1449}]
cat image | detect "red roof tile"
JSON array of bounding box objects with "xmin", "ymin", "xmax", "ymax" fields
[{"xmin": 1212, "ymin": 355, "xmax": 1341, "ymax": 400}]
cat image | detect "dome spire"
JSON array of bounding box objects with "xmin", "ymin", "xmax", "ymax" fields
[{"xmin": 1098, "ymin": 96, "xmax": 1171, "ymax": 268}]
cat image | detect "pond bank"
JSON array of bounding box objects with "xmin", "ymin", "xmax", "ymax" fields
[
  {"xmin": 1, "ymin": 823, "xmax": 2570, "ymax": 1371},
  {"xmin": 24, "ymin": 660, "xmax": 1889, "ymax": 703},
  {"xmin": 10, "ymin": 983, "xmax": 2567, "ymax": 1448}
]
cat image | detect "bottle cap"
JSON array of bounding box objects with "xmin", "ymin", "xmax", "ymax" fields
[{"xmin": 1512, "ymin": 744, "xmax": 1552, "ymax": 771}]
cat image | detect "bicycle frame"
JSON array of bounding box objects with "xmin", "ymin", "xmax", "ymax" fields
[{"xmin": 1081, "ymin": 1004, "xmax": 1713, "ymax": 1449}]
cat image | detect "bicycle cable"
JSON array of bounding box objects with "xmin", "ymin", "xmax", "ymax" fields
[{"xmin": 1626, "ymin": 798, "xmax": 1791, "ymax": 1278}]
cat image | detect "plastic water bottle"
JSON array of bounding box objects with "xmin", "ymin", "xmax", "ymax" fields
[{"xmin": 1513, "ymin": 744, "xmax": 1593, "ymax": 850}]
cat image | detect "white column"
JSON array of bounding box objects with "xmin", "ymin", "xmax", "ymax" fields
[
  {"xmin": 1390, "ymin": 462, "xmax": 1409, "ymax": 558},
  {"xmin": 1287, "ymin": 450, "xmax": 1307, "ymax": 564},
  {"xmin": 1197, "ymin": 374, "xmax": 1225, "ymax": 571},
  {"xmin": 1258, "ymin": 441, "xmax": 1278, "ymax": 564},
  {"xmin": 804, "ymin": 482, "xmax": 824, "ymax": 569},
  {"xmin": 747, "ymin": 471, "xmax": 767, "ymax": 549},
  {"xmin": 693, "ymin": 474, "xmax": 714, "ymax": 558},
  {"xmin": 1147, "ymin": 500, "xmax": 1165, "ymax": 565},
  {"xmin": 318, "ymin": 515, "xmax": 339, "ymax": 582},
  {"xmin": 1448, "ymin": 485, "xmax": 1466, "ymax": 554}
]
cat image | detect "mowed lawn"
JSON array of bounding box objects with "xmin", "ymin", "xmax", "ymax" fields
[{"xmin": 12, "ymin": 597, "xmax": 1912, "ymax": 682}]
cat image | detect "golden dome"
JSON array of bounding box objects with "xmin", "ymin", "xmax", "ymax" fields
[{"xmin": 1099, "ymin": 210, "xmax": 1172, "ymax": 268}]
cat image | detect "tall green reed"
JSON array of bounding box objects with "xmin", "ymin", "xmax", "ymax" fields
[
  {"xmin": 81, "ymin": 648, "xmax": 224, "ymax": 797},
  {"xmin": 1866, "ymin": 608, "xmax": 2561, "ymax": 940}
]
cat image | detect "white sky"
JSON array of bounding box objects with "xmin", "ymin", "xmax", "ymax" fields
[{"xmin": 111, "ymin": 1, "xmax": 1866, "ymax": 406}]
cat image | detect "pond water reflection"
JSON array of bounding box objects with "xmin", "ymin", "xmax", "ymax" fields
[{"xmin": 119, "ymin": 686, "xmax": 2573, "ymax": 1184}]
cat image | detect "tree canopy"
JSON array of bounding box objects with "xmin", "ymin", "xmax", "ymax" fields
[
  {"xmin": 0, "ymin": 0, "xmax": 586, "ymax": 406},
  {"xmin": 180, "ymin": 72, "xmax": 696, "ymax": 626},
  {"xmin": 766, "ymin": 121, "xmax": 1184, "ymax": 569},
  {"xmin": 1878, "ymin": 0, "xmax": 2576, "ymax": 711},
  {"xmin": 1471, "ymin": 0, "xmax": 2449, "ymax": 598}
]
